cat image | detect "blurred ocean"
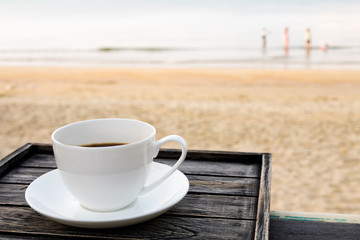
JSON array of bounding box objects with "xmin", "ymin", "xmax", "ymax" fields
[{"xmin": 0, "ymin": 0, "xmax": 359, "ymax": 69}]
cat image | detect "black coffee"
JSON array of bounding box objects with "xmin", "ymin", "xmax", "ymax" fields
[{"xmin": 80, "ymin": 142, "xmax": 128, "ymax": 147}]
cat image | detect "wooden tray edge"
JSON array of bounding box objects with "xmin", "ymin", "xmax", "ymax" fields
[
  {"xmin": 255, "ymin": 153, "xmax": 272, "ymax": 240},
  {"xmin": 0, "ymin": 143, "xmax": 33, "ymax": 176}
]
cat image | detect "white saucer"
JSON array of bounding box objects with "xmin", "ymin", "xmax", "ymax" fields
[{"xmin": 25, "ymin": 162, "xmax": 189, "ymax": 229}]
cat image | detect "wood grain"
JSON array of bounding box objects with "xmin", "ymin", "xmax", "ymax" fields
[
  {"xmin": 270, "ymin": 219, "xmax": 360, "ymax": 240},
  {"xmin": 0, "ymin": 143, "xmax": 271, "ymax": 240},
  {"xmin": 0, "ymin": 167, "xmax": 51, "ymax": 184},
  {"xmin": 255, "ymin": 153, "xmax": 272, "ymax": 240},
  {"xmin": 0, "ymin": 206, "xmax": 256, "ymax": 240},
  {"xmin": 187, "ymin": 175, "xmax": 259, "ymax": 196},
  {"xmin": 18, "ymin": 150, "xmax": 262, "ymax": 178},
  {"xmin": 0, "ymin": 184, "xmax": 258, "ymax": 220},
  {"xmin": 1, "ymin": 173, "xmax": 260, "ymax": 197}
]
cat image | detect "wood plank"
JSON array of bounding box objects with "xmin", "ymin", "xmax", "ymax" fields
[
  {"xmin": 188, "ymin": 175, "xmax": 259, "ymax": 196},
  {"xmin": 18, "ymin": 154, "xmax": 261, "ymax": 178},
  {"xmin": 270, "ymin": 219, "xmax": 360, "ymax": 240},
  {"xmin": 0, "ymin": 168, "xmax": 51, "ymax": 184},
  {"xmin": 0, "ymin": 183, "xmax": 258, "ymax": 219},
  {"xmin": 19, "ymin": 153, "xmax": 56, "ymax": 168},
  {"xmin": 0, "ymin": 184, "xmax": 27, "ymax": 206},
  {"xmin": 255, "ymin": 153, "xmax": 272, "ymax": 240},
  {"xmin": 172, "ymin": 194, "xmax": 258, "ymax": 219},
  {"xmin": 271, "ymin": 210, "xmax": 360, "ymax": 224},
  {"xmin": 0, "ymin": 206, "xmax": 256, "ymax": 240},
  {"xmin": 157, "ymin": 158, "xmax": 261, "ymax": 177},
  {"xmin": 0, "ymin": 173, "xmax": 261, "ymax": 202},
  {"xmin": 0, "ymin": 170, "xmax": 260, "ymax": 197}
]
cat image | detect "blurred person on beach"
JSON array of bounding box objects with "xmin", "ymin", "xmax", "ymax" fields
[
  {"xmin": 321, "ymin": 42, "xmax": 329, "ymax": 52},
  {"xmin": 261, "ymin": 28, "xmax": 270, "ymax": 55},
  {"xmin": 305, "ymin": 28, "xmax": 311, "ymax": 54},
  {"xmin": 261, "ymin": 28, "xmax": 270, "ymax": 48},
  {"xmin": 284, "ymin": 27, "xmax": 289, "ymax": 56}
]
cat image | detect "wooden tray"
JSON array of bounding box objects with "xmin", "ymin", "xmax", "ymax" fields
[{"xmin": 0, "ymin": 143, "xmax": 271, "ymax": 240}]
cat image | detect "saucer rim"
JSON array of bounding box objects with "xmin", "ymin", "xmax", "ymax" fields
[{"xmin": 25, "ymin": 163, "xmax": 189, "ymax": 227}]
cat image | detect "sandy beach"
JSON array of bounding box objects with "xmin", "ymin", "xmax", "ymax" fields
[{"xmin": 0, "ymin": 67, "xmax": 359, "ymax": 214}]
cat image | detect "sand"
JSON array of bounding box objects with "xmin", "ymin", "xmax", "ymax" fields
[{"xmin": 1, "ymin": 67, "xmax": 360, "ymax": 214}]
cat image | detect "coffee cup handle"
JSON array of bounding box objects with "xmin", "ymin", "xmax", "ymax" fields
[{"xmin": 140, "ymin": 135, "xmax": 187, "ymax": 195}]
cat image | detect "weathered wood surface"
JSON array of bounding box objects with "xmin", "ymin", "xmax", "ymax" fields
[
  {"xmin": 0, "ymin": 205, "xmax": 256, "ymax": 239},
  {"xmin": 0, "ymin": 143, "xmax": 271, "ymax": 240},
  {"xmin": 270, "ymin": 219, "xmax": 360, "ymax": 240},
  {"xmin": 255, "ymin": 153, "xmax": 272, "ymax": 240},
  {"xmin": 20, "ymin": 153, "xmax": 262, "ymax": 178}
]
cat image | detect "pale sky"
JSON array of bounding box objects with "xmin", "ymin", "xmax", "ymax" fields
[{"xmin": 0, "ymin": 0, "xmax": 359, "ymax": 49}]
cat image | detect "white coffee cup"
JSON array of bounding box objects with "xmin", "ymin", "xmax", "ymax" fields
[{"xmin": 51, "ymin": 118, "xmax": 187, "ymax": 212}]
